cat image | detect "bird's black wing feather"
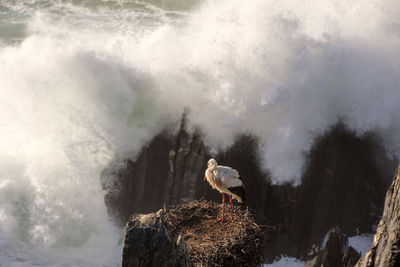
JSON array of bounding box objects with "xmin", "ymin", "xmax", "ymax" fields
[{"xmin": 228, "ymin": 186, "xmax": 246, "ymax": 203}]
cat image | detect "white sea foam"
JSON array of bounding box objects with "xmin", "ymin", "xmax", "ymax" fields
[
  {"xmin": 349, "ymin": 234, "xmax": 374, "ymax": 257},
  {"xmin": 1, "ymin": 0, "xmax": 400, "ymax": 265},
  {"xmin": 263, "ymin": 257, "xmax": 304, "ymax": 267}
]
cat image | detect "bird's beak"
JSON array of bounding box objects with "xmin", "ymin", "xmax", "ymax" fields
[{"xmin": 204, "ymin": 176, "xmax": 206, "ymax": 181}]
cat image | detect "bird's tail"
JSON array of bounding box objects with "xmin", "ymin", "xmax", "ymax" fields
[{"xmin": 230, "ymin": 186, "xmax": 246, "ymax": 205}]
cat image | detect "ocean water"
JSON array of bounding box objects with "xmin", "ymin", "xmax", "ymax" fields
[
  {"xmin": 264, "ymin": 257, "xmax": 304, "ymax": 267},
  {"xmin": 0, "ymin": 0, "xmax": 399, "ymax": 266}
]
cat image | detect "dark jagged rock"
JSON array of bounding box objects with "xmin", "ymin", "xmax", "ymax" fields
[
  {"xmin": 101, "ymin": 113, "xmax": 210, "ymax": 223},
  {"xmin": 102, "ymin": 116, "xmax": 395, "ymax": 261},
  {"xmin": 294, "ymin": 125, "xmax": 393, "ymax": 257},
  {"xmin": 122, "ymin": 209, "xmax": 192, "ymax": 267},
  {"xmin": 342, "ymin": 247, "xmax": 363, "ymax": 267},
  {"xmin": 224, "ymin": 126, "xmax": 393, "ymax": 261},
  {"xmin": 101, "ymin": 133, "xmax": 173, "ymax": 222},
  {"xmin": 122, "ymin": 201, "xmax": 263, "ymax": 267},
  {"xmin": 163, "ymin": 117, "xmax": 208, "ymax": 205},
  {"xmin": 304, "ymin": 227, "xmax": 360, "ymax": 267},
  {"xmin": 356, "ymin": 164, "xmax": 400, "ymax": 267}
]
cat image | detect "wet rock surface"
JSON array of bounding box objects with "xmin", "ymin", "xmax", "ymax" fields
[{"xmin": 356, "ymin": 164, "xmax": 400, "ymax": 267}]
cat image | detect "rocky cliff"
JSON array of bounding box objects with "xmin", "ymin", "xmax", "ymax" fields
[
  {"xmin": 101, "ymin": 114, "xmax": 209, "ymax": 219},
  {"xmin": 304, "ymin": 227, "xmax": 360, "ymax": 267},
  {"xmin": 355, "ymin": 164, "xmax": 400, "ymax": 267},
  {"xmin": 102, "ymin": 118, "xmax": 395, "ymax": 261}
]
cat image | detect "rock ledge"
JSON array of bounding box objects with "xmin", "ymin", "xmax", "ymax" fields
[{"xmin": 122, "ymin": 200, "xmax": 263, "ymax": 267}]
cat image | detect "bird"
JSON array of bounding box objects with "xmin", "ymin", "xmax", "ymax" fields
[{"xmin": 204, "ymin": 158, "xmax": 246, "ymax": 221}]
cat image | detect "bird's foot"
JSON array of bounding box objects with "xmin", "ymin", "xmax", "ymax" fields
[
  {"xmin": 217, "ymin": 217, "xmax": 224, "ymax": 222},
  {"xmin": 230, "ymin": 216, "xmax": 234, "ymax": 222}
]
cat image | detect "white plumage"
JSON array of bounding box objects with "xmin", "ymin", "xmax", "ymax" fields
[
  {"xmin": 205, "ymin": 159, "xmax": 244, "ymax": 202},
  {"xmin": 204, "ymin": 158, "xmax": 246, "ymax": 221}
]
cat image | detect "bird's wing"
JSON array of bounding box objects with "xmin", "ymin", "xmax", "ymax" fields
[
  {"xmin": 213, "ymin": 166, "xmax": 242, "ymax": 188},
  {"xmin": 215, "ymin": 166, "xmax": 240, "ymax": 178}
]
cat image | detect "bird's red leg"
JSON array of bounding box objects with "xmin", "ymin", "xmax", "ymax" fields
[
  {"xmin": 230, "ymin": 195, "xmax": 233, "ymax": 221},
  {"xmin": 218, "ymin": 193, "xmax": 225, "ymax": 221}
]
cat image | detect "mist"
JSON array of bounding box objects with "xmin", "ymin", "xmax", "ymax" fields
[{"xmin": 1, "ymin": 0, "xmax": 400, "ymax": 265}]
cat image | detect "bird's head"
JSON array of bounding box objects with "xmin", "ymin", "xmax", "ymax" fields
[
  {"xmin": 205, "ymin": 158, "xmax": 217, "ymax": 181},
  {"xmin": 207, "ymin": 158, "xmax": 217, "ymax": 168}
]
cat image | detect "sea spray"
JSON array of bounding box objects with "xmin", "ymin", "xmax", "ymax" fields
[
  {"xmin": 1, "ymin": 0, "xmax": 400, "ymax": 265},
  {"xmin": 0, "ymin": 10, "xmax": 164, "ymax": 264}
]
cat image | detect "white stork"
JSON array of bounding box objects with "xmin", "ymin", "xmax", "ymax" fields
[{"xmin": 204, "ymin": 158, "xmax": 246, "ymax": 221}]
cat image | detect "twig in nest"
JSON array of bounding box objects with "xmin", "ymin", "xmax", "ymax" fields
[{"xmin": 164, "ymin": 200, "xmax": 263, "ymax": 266}]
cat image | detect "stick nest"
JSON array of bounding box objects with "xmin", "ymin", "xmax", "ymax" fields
[{"xmin": 164, "ymin": 200, "xmax": 263, "ymax": 266}]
